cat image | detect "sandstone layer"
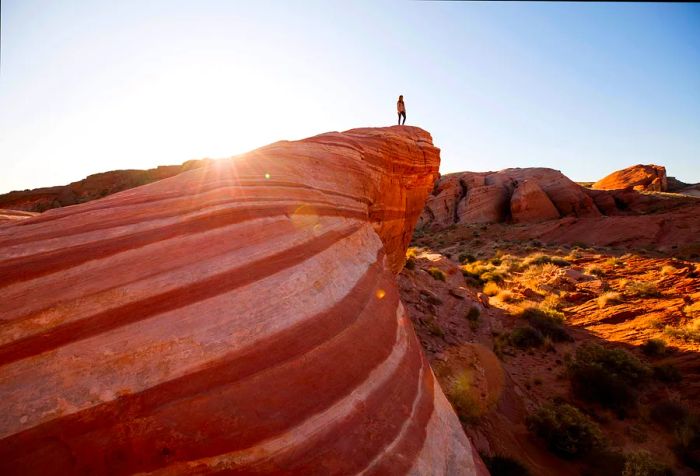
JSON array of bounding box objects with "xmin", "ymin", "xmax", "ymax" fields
[
  {"xmin": 0, "ymin": 126, "xmax": 484, "ymax": 475},
  {"xmin": 592, "ymin": 164, "xmax": 668, "ymax": 192}
]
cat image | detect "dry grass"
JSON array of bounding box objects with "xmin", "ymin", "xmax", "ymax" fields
[
  {"xmin": 444, "ymin": 370, "xmax": 485, "ymax": 423},
  {"xmin": 585, "ymin": 265, "xmax": 605, "ymax": 277},
  {"xmin": 665, "ymin": 320, "xmax": 700, "ymax": 343},
  {"xmin": 496, "ymin": 289, "xmax": 519, "ymax": 303},
  {"xmin": 483, "ymin": 281, "xmax": 501, "ymax": 296},
  {"xmin": 625, "ymin": 280, "xmax": 660, "ymax": 298},
  {"xmin": 597, "ymin": 291, "xmax": 623, "ymax": 308}
]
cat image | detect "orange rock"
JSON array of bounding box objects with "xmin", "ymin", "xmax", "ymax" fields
[
  {"xmin": 0, "ymin": 126, "xmax": 485, "ymax": 475},
  {"xmin": 510, "ymin": 180, "xmax": 560, "ymax": 223},
  {"xmin": 592, "ymin": 164, "xmax": 668, "ymax": 192}
]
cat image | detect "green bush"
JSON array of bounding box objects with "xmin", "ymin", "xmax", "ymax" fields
[
  {"xmin": 427, "ymin": 267, "xmax": 446, "ymax": 281},
  {"xmin": 510, "ymin": 326, "xmax": 545, "ymax": 349},
  {"xmin": 567, "ymin": 343, "xmax": 651, "ymax": 415},
  {"xmin": 640, "ymin": 338, "xmax": 667, "ymax": 356},
  {"xmin": 521, "ymin": 307, "xmax": 572, "ymax": 342},
  {"xmin": 526, "ymin": 402, "xmax": 604, "ymax": 459},
  {"xmin": 480, "ymin": 454, "xmax": 530, "ymax": 476}
]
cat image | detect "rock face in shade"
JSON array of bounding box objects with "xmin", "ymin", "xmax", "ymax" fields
[
  {"xmin": 510, "ymin": 180, "xmax": 560, "ymax": 223},
  {"xmin": 0, "ymin": 126, "xmax": 485, "ymax": 475},
  {"xmin": 592, "ymin": 164, "xmax": 668, "ymax": 192},
  {"xmin": 419, "ymin": 167, "xmax": 599, "ymax": 228}
]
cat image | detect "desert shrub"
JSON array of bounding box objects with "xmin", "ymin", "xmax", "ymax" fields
[
  {"xmin": 650, "ymin": 400, "xmax": 689, "ymax": 431},
  {"xmin": 483, "ymin": 281, "xmax": 500, "ymax": 296},
  {"xmin": 526, "ymin": 402, "xmax": 604, "ymax": 459},
  {"xmin": 466, "ymin": 306, "xmax": 480, "ymax": 330},
  {"xmin": 497, "ymin": 289, "xmax": 519, "ymax": 303},
  {"xmin": 522, "ymin": 252, "xmax": 570, "ymax": 267},
  {"xmin": 551, "ymin": 257, "xmax": 570, "ymax": 267},
  {"xmin": 653, "ymin": 363, "xmax": 682, "ymax": 383},
  {"xmin": 480, "ymin": 454, "xmax": 530, "ymax": 476},
  {"xmin": 491, "ymin": 257, "xmax": 502, "ymax": 266},
  {"xmin": 404, "ymin": 256, "xmax": 416, "ymax": 270},
  {"xmin": 625, "ymin": 280, "xmax": 661, "ymax": 298},
  {"xmin": 481, "ymin": 269, "xmax": 506, "ymax": 283},
  {"xmin": 521, "ymin": 307, "xmax": 572, "ymax": 342},
  {"xmin": 640, "ymin": 338, "xmax": 667, "ymax": 356},
  {"xmin": 567, "ymin": 343, "xmax": 651, "ymax": 415},
  {"xmin": 605, "ymin": 257, "xmax": 625, "ymax": 268},
  {"xmin": 445, "ymin": 371, "xmax": 482, "ymax": 423},
  {"xmin": 427, "ymin": 267, "xmax": 446, "ymax": 281},
  {"xmin": 622, "ymin": 450, "xmax": 673, "ymax": 476},
  {"xmin": 597, "ymin": 292, "xmax": 623, "ymax": 308},
  {"xmin": 493, "ymin": 333, "xmax": 510, "ymax": 359},
  {"xmin": 664, "ymin": 320, "xmax": 700, "ymax": 343},
  {"xmin": 586, "ymin": 265, "xmax": 605, "ymax": 277},
  {"xmin": 510, "ymin": 326, "xmax": 545, "ymax": 349},
  {"xmin": 459, "ymin": 252, "xmax": 476, "ymax": 263}
]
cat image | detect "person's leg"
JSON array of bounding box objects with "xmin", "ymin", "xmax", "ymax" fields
[
  {"xmin": 397, "ymin": 112, "xmax": 401, "ymax": 125},
  {"xmin": 401, "ymin": 112, "xmax": 406, "ymax": 125}
]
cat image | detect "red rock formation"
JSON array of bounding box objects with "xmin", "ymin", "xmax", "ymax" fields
[
  {"xmin": 420, "ymin": 168, "xmax": 599, "ymax": 228},
  {"xmin": 0, "ymin": 126, "xmax": 486, "ymax": 475},
  {"xmin": 592, "ymin": 164, "xmax": 668, "ymax": 192},
  {"xmin": 510, "ymin": 180, "xmax": 560, "ymax": 223}
]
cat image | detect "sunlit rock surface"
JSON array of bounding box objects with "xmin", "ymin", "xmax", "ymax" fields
[
  {"xmin": 592, "ymin": 164, "xmax": 667, "ymax": 192},
  {"xmin": 0, "ymin": 126, "xmax": 485, "ymax": 475}
]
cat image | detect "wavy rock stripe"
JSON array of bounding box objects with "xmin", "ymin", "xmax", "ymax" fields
[{"xmin": 0, "ymin": 126, "xmax": 482, "ymax": 475}]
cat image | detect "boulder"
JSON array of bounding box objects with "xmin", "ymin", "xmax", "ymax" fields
[
  {"xmin": 510, "ymin": 180, "xmax": 560, "ymax": 223},
  {"xmin": 0, "ymin": 126, "xmax": 484, "ymax": 475}
]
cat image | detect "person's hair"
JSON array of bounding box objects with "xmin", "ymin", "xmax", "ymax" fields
[{"xmin": 399, "ymin": 95, "xmax": 403, "ymax": 101}]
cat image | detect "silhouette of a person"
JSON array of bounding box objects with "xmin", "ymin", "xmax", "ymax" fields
[{"xmin": 397, "ymin": 95, "xmax": 406, "ymax": 125}]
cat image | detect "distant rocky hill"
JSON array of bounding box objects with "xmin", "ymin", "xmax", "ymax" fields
[{"xmin": 0, "ymin": 159, "xmax": 213, "ymax": 212}]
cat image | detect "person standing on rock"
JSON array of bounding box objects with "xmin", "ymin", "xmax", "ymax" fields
[{"xmin": 397, "ymin": 95, "xmax": 406, "ymax": 125}]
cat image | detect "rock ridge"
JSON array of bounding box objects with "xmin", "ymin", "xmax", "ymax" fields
[{"xmin": 0, "ymin": 126, "xmax": 484, "ymax": 475}]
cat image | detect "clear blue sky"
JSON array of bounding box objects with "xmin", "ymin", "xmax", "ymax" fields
[{"xmin": 1, "ymin": 1, "xmax": 699, "ymax": 193}]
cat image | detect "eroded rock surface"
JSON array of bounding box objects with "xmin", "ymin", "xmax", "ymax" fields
[{"xmin": 0, "ymin": 126, "xmax": 484, "ymax": 475}]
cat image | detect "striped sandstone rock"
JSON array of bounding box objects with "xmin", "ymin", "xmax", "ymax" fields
[{"xmin": 0, "ymin": 126, "xmax": 484, "ymax": 475}]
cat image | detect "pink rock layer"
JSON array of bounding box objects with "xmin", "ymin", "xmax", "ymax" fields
[{"xmin": 0, "ymin": 126, "xmax": 484, "ymax": 475}]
